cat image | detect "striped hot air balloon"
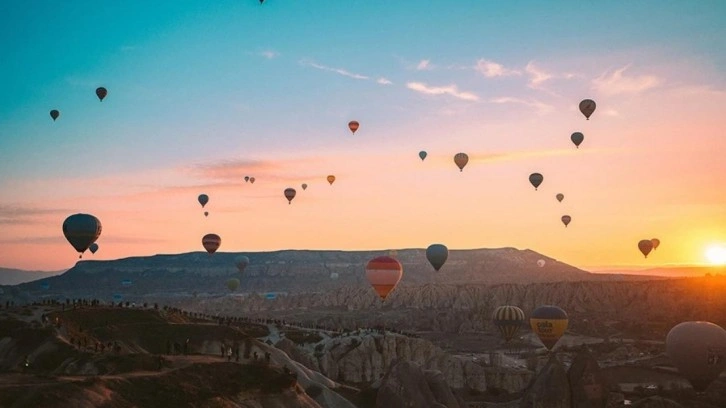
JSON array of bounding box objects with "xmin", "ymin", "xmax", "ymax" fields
[
  {"xmin": 365, "ymin": 256, "xmax": 403, "ymax": 300},
  {"xmin": 492, "ymin": 306, "xmax": 526, "ymax": 343},
  {"xmin": 202, "ymin": 234, "xmax": 221, "ymax": 255},
  {"xmin": 530, "ymin": 305, "xmax": 568, "ymax": 351}
]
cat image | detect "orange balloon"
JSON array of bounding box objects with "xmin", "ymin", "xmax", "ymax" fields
[
  {"xmin": 348, "ymin": 121, "xmax": 359, "ymax": 134},
  {"xmin": 365, "ymin": 256, "xmax": 403, "ymax": 300},
  {"xmin": 327, "ymin": 175, "xmax": 336, "ymax": 185}
]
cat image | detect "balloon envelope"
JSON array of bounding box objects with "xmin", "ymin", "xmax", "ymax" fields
[
  {"xmin": 530, "ymin": 305, "xmax": 568, "ymax": 350},
  {"xmin": 579, "ymin": 99, "xmax": 596, "ymax": 119},
  {"xmin": 89, "ymin": 243, "xmax": 99, "ymax": 254},
  {"xmin": 426, "ymin": 244, "xmax": 449, "ymax": 271},
  {"xmin": 204, "ymin": 211, "xmax": 208, "ymax": 217},
  {"xmin": 419, "ymin": 151, "xmax": 427, "ymax": 161},
  {"xmin": 250, "ymin": 177, "xmax": 255, "ymax": 184},
  {"xmin": 571, "ymin": 132, "xmax": 584, "ymax": 148},
  {"xmin": 561, "ymin": 215, "xmax": 571, "ymax": 227},
  {"xmin": 666, "ymin": 321, "xmax": 726, "ymax": 392},
  {"xmin": 454, "ymin": 153, "xmax": 469, "ymax": 172},
  {"xmin": 537, "ymin": 259, "xmax": 545, "ymax": 268},
  {"xmin": 302, "ymin": 183, "xmax": 308, "ymax": 190},
  {"xmin": 96, "ymin": 87, "xmax": 107, "ymax": 101},
  {"xmin": 202, "ymin": 234, "xmax": 221, "ymax": 255},
  {"xmin": 198, "ymin": 194, "xmax": 209, "ymax": 208},
  {"xmin": 529, "ymin": 173, "xmax": 543, "ymax": 190},
  {"xmin": 651, "ymin": 238, "xmax": 661, "ymax": 250},
  {"xmin": 327, "ymin": 175, "xmax": 336, "ymax": 185},
  {"xmin": 244, "ymin": 176, "xmax": 249, "ymax": 182},
  {"xmin": 50, "ymin": 110, "xmax": 59, "ymax": 121},
  {"xmin": 235, "ymin": 255, "xmax": 250, "ymax": 273},
  {"xmin": 493, "ymin": 305, "xmax": 526, "ymax": 343},
  {"xmin": 284, "ymin": 188, "xmax": 296, "ymax": 204},
  {"xmin": 365, "ymin": 256, "xmax": 403, "ymax": 300},
  {"xmin": 638, "ymin": 239, "xmax": 653, "ymax": 258},
  {"xmin": 348, "ymin": 121, "xmax": 359, "ymax": 134},
  {"xmin": 226, "ymin": 278, "xmax": 240, "ymax": 292},
  {"xmin": 556, "ymin": 193, "xmax": 564, "ymax": 203},
  {"xmin": 62, "ymin": 214, "xmax": 102, "ymax": 258}
]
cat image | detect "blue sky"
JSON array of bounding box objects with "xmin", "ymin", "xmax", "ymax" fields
[{"xmin": 1, "ymin": 1, "xmax": 725, "ymax": 270}]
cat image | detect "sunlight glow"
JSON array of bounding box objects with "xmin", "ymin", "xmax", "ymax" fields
[{"xmin": 705, "ymin": 244, "xmax": 726, "ymax": 266}]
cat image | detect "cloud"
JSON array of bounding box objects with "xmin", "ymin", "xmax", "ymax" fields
[
  {"xmin": 259, "ymin": 50, "xmax": 280, "ymax": 59},
  {"xmin": 488, "ymin": 96, "xmax": 555, "ymax": 115},
  {"xmin": 416, "ymin": 59, "xmax": 433, "ymax": 71},
  {"xmin": 0, "ymin": 205, "xmax": 72, "ymax": 225},
  {"xmin": 406, "ymin": 82, "xmax": 479, "ymax": 101},
  {"xmin": 525, "ymin": 61, "xmax": 554, "ymax": 89},
  {"xmin": 377, "ymin": 77, "xmax": 393, "ymax": 85},
  {"xmin": 299, "ymin": 59, "xmax": 369, "ymax": 80},
  {"xmin": 475, "ymin": 59, "xmax": 521, "ymax": 78},
  {"xmin": 592, "ymin": 65, "xmax": 661, "ymax": 96}
]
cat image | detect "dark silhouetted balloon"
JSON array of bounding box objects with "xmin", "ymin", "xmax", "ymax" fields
[
  {"xmin": 454, "ymin": 153, "xmax": 468, "ymax": 172},
  {"xmin": 302, "ymin": 183, "xmax": 308, "ymax": 190},
  {"xmin": 426, "ymin": 244, "xmax": 449, "ymax": 271},
  {"xmin": 579, "ymin": 99, "xmax": 596, "ymax": 120},
  {"xmin": 284, "ymin": 188, "xmax": 296, "ymax": 204},
  {"xmin": 50, "ymin": 110, "xmax": 59, "ymax": 121},
  {"xmin": 419, "ymin": 151, "xmax": 427, "ymax": 161},
  {"xmin": 529, "ymin": 173, "xmax": 543, "ymax": 190},
  {"xmin": 348, "ymin": 121, "xmax": 359, "ymax": 134},
  {"xmin": 561, "ymin": 215, "xmax": 571, "ymax": 227},
  {"xmin": 666, "ymin": 321, "xmax": 726, "ymax": 392},
  {"xmin": 202, "ymin": 234, "xmax": 221, "ymax": 255},
  {"xmin": 96, "ymin": 87, "xmax": 107, "ymax": 102},
  {"xmin": 198, "ymin": 194, "xmax": 209, "ymax": 208},
  {"xmin": 638, "ymin": 239, "xmax": 653, "ymax": 258},
  {"xmin": 556, "ymin": 193, "xmax": 564, "ymax": 203},
  {"xmin": 89, "ymin": 243, "xmax": 99, "ymax": 254},
  {"xmin": 62, "ymin": 214, "xmax": 102, "ymax": 258},
  {"xmin": 571, "ymin": 132, "xmax": 584, "ymax": 148}
]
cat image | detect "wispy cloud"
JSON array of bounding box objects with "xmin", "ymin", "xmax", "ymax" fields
[
  {"xmin": 416, "ymin": 59, "xmax": 433, "ymax": 71},
  {"xmin": 475, "ymin": 59, "xmax": 521, "ymax": 78},
  {"xmin": 525, "ymin": 61, "xmax": 554, "ymax": 89},
  {"xmin": 299, "ymin": 59, "xmax": 369, "ymax": 80},
  {"xmin": 377, "ymin": 77, "xmax": 393, "ymax": 85},
  {"xmin": 488, "ymin": 96, "xmax": 555, "ymax": 115},
  {"xmin": 406, "ymin": 82, "xmax": 479, "ymax": 101},
  {"xmin": 0, "ymin": 205, "xmax": 72, "ymax": 225},
  {"xmin": 592, "ymin": 64, "xmax": 661, "ymax": 96},
  {"xmin": 259, "ymin": 50, "xmax": 280, "ymax": 59}
]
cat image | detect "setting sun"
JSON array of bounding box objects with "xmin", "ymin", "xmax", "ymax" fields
[{"xmin": 705, "ymin": 244, "xmax": 726, "ymax": 266}]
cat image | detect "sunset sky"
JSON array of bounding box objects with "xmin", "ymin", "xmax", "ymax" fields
[{"xmin": 1, "ymin": 1, "xmax": 725, "ymax": 271}]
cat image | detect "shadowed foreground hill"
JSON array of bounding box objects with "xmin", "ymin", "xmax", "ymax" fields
[{"xmin": 6, "ymin": 248, "xmax": 665, "ymax": 301}]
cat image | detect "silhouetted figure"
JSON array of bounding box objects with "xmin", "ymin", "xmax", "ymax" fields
[
  {"xmin": 184, "ymin": 338, "xmax": 190, "ymax": 355},
  {"xmin": 264, "ymin": 352, "xmax": 271, "ymax": 365}
]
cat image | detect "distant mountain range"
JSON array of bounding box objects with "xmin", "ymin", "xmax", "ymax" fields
[
  {"xmin": 1, "ymin": 247, "xmax": 678, "ymax": 302},
  {"xmin": 591, "ymin": 265, "xmax": 725, "ymax": 277},
  {"xmin": 0, "ymin": 267, "xmax": 65, "ymax": 286}
]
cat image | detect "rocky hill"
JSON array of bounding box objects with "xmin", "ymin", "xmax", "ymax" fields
[{"xmin": 4, "ymin": 248, "xmax": 661, "ymax": 302}]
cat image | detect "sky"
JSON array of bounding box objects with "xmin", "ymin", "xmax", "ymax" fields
[{"xmin": 1, "ymin": 0, "xmax": 725, "ymax": 271}]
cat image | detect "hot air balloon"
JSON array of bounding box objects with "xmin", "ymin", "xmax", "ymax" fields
[
  {"xmin": 302, "ymin": 183, "xmax": 308, "ymax": 190},
  {"xmin": 365, "ymin": 256, "xmax": 403, "ymax": 301},
  {"xmin": 530, "ymin": 305, "xmax": 568, "ymax": 351},
  {"xmin": 284, "ymin": 188, "xmax": 296, "ymax": 204},
  {"xmin": 492, "ymin": 306, "xmax": 526, "ymax": 343},
  {"xmin": 244, "ymin": 176, "xmax": 250, "ymax": 183},
  {"xmin": 62, "ymin": 214, "xmax": 102, "ymax": 258},
  {"xmin": 556, "ymin": 193, "xmax": 564, "ymax": 203},
  {"xmin": 426, "ymin": 244, "xmax": 449, "ymax": 272},
  {"xmin": 50, "ymin": 110, "xmax": 59, "ymax": 121},
  {"xmin": 198, "ymin": 194, "xmax": 209, "ymax": 208},
  {"xmin": 529, "ymin": 173, "xmax": 543, "ymax": 190},
  {"xmin": 235, "ymin": 255, "xmax": 250, "ymax": 273},
  {"xmin": 638, "ymin": 239, "xmax": 653, "ymax": 258},
  {"xmin": 202, "ymin": 234, "xmax": 221, "ymax": 255},
  {"xmin": 204, "ymin": 211, "xmax": 209, "ymax": 217},
  {"xmin": 454, "ymin": 153, "xmax": 468, "ymax": 172},
  {"xmin": 579, "ymin": 99, "xmax": 596, "ymax": 120},
  {"xmin": 250, "ymin": 177, "xmax": 255, "ymax": 184},
  {"xmin": 537, "ymin": 259, "xmax": 545, "ymax": 268},
  {"xmin": 348, "ymin": 121, "xmax": 359, "ymax": 134},
  {"xmin": 227, "ymin": 278, "xmax": 240, "ymax": 292},
  {"xmin": 327, "ymin": 175, "xmax": 336, "ymax": 185},
  {"xmin": 666, "ymin": 321, "xmax": 726, "ymax": 392},
  {"xmin": 571, "ymin": 132, "xmax": 584, "ymax": 148},
  {"xmin": 561, "ymin": 215, "xmax": 571, "ymax": 228},
  {"xmin": 259, "ymin": 0, "xmax": 265, "ymax": 4},
  {"xmin": 96, "ymin": 87, "xmax": 107, "ymax": 102},
  {"xmin": 651, "ymin": 238, "xmax": 661, "ymax": 251},
  {"xmin": 419, "ymin": 151, "xmax": 427, "ymax": 161},
  {"xmin": 89, "ymin": 243, "xmax": 99, "ymax": 254}
]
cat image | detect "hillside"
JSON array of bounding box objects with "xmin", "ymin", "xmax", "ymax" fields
[
  {"xmin": 0, "ymin": 268, "xmax": 65, "ymax": 286},
  {"xmin": 5, "ymin": 248, "xmax": 647, "ymax": 301}
]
